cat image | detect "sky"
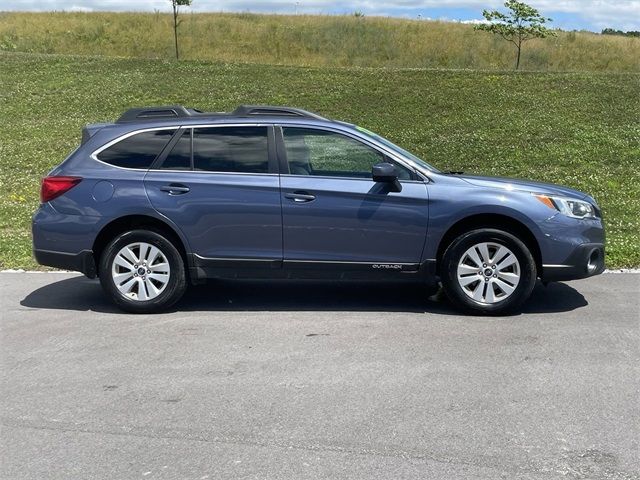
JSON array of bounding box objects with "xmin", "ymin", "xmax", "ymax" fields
[{"xmin": 3, "ymin": 0, "xmax": 639, "ymax": 32}]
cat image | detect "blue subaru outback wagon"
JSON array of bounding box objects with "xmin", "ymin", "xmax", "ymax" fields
[{"xmin": 32, "ymin": 105, "xmax": 605, "ymax": 314}]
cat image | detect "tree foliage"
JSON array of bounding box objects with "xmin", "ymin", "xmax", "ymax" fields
[
  {"xmin": 475, "ymin": 0, "xmax": 554, "ymax": 70},
  {"xmin": 602, "ymin": 28, "xmax": 640, "ymax": 38},
  {"xmin": 171, "ymin": 0, "xmax": 192, "ymax": 60}
]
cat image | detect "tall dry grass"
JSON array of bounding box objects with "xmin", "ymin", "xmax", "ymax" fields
[{"xmin": 0, "ymin": 11, "xmax": 638, "ymax": 71}]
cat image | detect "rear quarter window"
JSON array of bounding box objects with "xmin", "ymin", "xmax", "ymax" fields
[{"xmin": 97, "ymin": 129, "xmax": 176, "ymax": 169}]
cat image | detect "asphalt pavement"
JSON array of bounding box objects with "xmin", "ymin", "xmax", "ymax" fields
[{"xmin": 1, "ymin": 272, "xmax": 638, "ymax": 480}]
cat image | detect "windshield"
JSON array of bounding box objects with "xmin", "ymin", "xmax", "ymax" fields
[{"xmin": 352, "ymin": 125, "xmax": 440, "ymax": 173}]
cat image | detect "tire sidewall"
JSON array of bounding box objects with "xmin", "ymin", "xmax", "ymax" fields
[
  {"xmin": 441, "ymin": 229, "xmax": 537, "ymax": 315},
  {"xmin": 99, "ymin": 229, "xmax": 186, "ymax": 313}
]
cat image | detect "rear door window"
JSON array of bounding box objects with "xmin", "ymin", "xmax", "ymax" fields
[
  {"xmin": 161, "ymin": 129, "xmax": 191, "ymax": 170},
  {"xmin": 97, "ymin": 129, "xmax": 176, "ymax": 169},
  {"xmin": 193, "ymin": 126, "xmax": 269, "ymax": 174}
]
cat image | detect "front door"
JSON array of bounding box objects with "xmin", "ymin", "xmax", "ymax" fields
[{"xmin": 278, "ymin": 126, "xmax": 429, "ymax": 269}]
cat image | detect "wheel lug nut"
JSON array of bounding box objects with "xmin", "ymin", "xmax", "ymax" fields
[
  {"xmin": 485, "ymin": 277, "xmax": 490, "ymax": 282},
  {"xmin": 492, "ymin": 265, "xmax": 496, "ymax": 269},
  {"xmin": 134, "ymin": 273, "xmax": 138, "ymax": 277},
  {"xmin": 493, "ymin": 274, "xmax": 497, "ymax": 278},
  {"xmin": 483, "ymin": 263, "xmax": 487, "ymax": 267}
]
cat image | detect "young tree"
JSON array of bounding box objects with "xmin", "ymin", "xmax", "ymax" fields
[
  {"xmin": 171, "ymin": 0, "xmax": 192, "ymax": 60},
  {"xmin": 475, "ymin": 0, "xmax": 554, "ymax": 70}
]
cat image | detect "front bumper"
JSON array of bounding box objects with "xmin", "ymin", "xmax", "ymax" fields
[{"xmin": 541, "ymin": 243, "xmax": 605, "ymax": 282}]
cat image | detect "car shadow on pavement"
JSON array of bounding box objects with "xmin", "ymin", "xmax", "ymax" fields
[{"xmin": 20, "ymin": 275, "xmax": 588, "ymax": 315}]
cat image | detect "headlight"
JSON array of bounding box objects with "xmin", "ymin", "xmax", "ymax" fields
[{"xmin": 534, "ymin": 194, "xmax": 597, "ymax": 219}]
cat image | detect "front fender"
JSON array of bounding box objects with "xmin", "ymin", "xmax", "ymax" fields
[{"xmin": 423, "ymin": 185, "xmax": 548, "ymax": 261}]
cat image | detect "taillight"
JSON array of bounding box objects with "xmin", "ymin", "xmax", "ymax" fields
[{"xmin": 40, "ymin": 176, "xmax": 82, "ymax": 203}]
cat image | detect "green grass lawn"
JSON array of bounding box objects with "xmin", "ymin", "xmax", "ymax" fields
[
  {"xmin": 1, "ymin": 52, "xmax": 638, "ymax": 269},
  {"xmin": 1, "ymin": 12, "xmax": 639, "ymax": 72}
]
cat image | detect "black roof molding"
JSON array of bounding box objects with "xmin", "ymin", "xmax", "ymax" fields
[
  {"xmin": 231, "ymin": 105, "xmax": 327, "ymax": 120},
  {"xmin": 115, "ymin": 105, "xmax": 327, "ymax": 123}
]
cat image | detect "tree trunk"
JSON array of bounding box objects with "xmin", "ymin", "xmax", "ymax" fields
[
  {"xmin": 515, "ymin": 38, "xmax": 522, "ymax": 70},
  {"xmin": 173, "ymin": 3, "xmax": 179, "ymax": 60}
]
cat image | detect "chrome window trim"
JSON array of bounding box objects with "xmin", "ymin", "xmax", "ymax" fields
[
  {"xmin": 279, "ymin": 173, "xmax": 425, "ymax": 184},
  {"xmin": 149, "ymin": 169, "xmax": 278, "ymax": 177},
  {"xmin": 91, "ymin": 123, "xmax": 266, "ymax": 173},
  {"xmin": 90, "ymin": 122, "xmax": 431, "ymax": 182}
]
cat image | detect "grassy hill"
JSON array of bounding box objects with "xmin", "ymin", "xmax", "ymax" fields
[
  {"xmin": 0, "ymin": 52, "xmax": 638, "ymax": 269},
  {"xmin": 0, "ymin": 11, "xmax": 639, "ymax": 71}
]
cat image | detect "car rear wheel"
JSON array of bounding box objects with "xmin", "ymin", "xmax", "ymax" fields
[
  {"xmin": 99, "ymin": 229, "xmax": 187, "ymax": 313},
  {"xmin": 440, "ymin": 228, "xmax": 537, "ymax": 315}
]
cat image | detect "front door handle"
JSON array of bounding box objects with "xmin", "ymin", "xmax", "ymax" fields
[
  {"xmin": 285, "ymin": 191, "xmax": 316, "ymax": 203},
  {"xmin": 160, "ymin": 184, "xmax": 190, "ymax": 195}
]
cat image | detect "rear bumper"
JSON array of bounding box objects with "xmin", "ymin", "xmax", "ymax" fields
[
  {"xmin": 541, "ymin": 243, "xmax": 605, "ymax": 282},
  {"xmin": 33, "ymin": 248, "xmax": 97, "ymax": 278},
  {"xmin": 32, "ymin": 203, "xmax": 101, "ymax": 278}
]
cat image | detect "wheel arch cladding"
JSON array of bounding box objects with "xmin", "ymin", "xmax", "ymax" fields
[
  {"xmin": 436, "ymin": 213, "xmax": 542, "ymax": 276},
  {"xmin": 92, "ymin": 215, "xmax": 188, "ymax": 276}
]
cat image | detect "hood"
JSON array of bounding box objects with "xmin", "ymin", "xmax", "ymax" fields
[{"xmin": 456, "ymin": 174, "xmax": 588, "ymax": 200}]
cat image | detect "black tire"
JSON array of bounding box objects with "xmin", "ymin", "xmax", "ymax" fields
[
  {"xmin": 99, "ymin": 229, "xmax": 187, "ymax": 314},
  {"xmin": 440, "ymin": 228, "xmax": 537, "ymax": 315}
]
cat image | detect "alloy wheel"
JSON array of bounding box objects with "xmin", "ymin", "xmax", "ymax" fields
[
  {"xmin": 456, "ymin": 242, "xmax": 521, "ymax": 304},
  {"xmin": 111, "ymin": 242, "xmax": 171, "ymax": 301}
]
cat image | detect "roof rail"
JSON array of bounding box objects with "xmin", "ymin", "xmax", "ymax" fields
[
  {"xmin": 116, "ymin": 106, "xmax": 192, "ymax": 123},
  {"xmin": 232, "ymin": 105, "xmax": 327, "ymax": 120},
  {"xmin": 115, "ymin": 105, "xmax": 328, "ymax": 124}
]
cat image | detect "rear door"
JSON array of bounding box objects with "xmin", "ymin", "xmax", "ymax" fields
[
  {"xmin": 144, "ymin": 125, "xmax": 282, "ymax": 263},
  {"xmin": 277, "ymin": 126, "xmax": 429, "ymax": 270}
]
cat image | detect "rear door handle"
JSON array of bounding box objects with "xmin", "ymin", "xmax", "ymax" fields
[
  {"xmin": 285, "ymin": 191, "xmax": 316, "ymax": 203},
  {"xmin": 160, "ymin": 184, "xmax": 190, "ymax": 195}
]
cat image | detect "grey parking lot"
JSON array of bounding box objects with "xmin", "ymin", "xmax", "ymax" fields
[{"xmin": 1, "ymin": 272, "xmax": 638, "ymax": 479}]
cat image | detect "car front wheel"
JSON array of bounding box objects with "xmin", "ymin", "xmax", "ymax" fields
[
  {"xmin": 99, "ymin": 229, "xmax": 187, "ymax": 313},
  {"xmin": 440, "ymin": 228, "xmax": 537, "ymax": 315}
]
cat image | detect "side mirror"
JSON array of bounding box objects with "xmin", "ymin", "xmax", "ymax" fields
[{"xmin": 372, "ymin": 162, "xmax": 402, "ymax": 192}]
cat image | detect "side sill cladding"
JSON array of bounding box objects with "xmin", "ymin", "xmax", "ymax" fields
[{"xmin": 188, "ymin": 255, "xmax": 438, "ymax": 284}]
